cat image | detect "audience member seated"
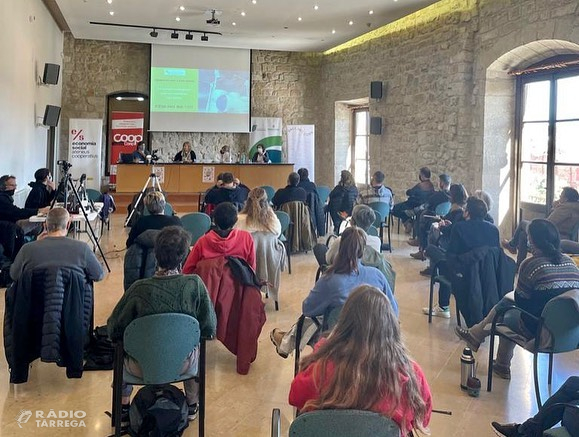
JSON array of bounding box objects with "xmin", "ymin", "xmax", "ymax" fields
[
  {"xmin": 328, "ymin": 170, "xmax": 359, "ymax": 235},
  {"xmin": 183, "ymin": 202, "xmax": 256, "ymax": 273},
  {"xmin": 289, "ymin": 285, "xmax": 432, "ymax": 435},
  {"xmin": 108, "ymin": 226, "xmax": 217, "ymax": 422},
  {"xmin": 502, "ymin": 187, "xmax": 579, "ymax": 267},
  {"xmin": 473, "ymin": 189, "xmax": 495, "ymax": 224},
  {"xmin": 5, "ymin": 207, "xmax": 104, "ymax": 383},
  {"xmin": 0, "ymin": 174, "xmax": 49, "ymax": 235},
  {"xmin": 418, "ymin": 183, "xmax": 468, "ymax": 276},
  {"xmin": 132, "ymin": 141, "xmax": 147, "ymax": 163},
  {"xmin": 126, "ymin": 191, "xmax": 182, "ymax": 247},
  {"xmin": 173, "ymin": 141, "xmax": 197, "ymax": 163},
  {"xmin": 422, "ymin": 197, "xmax": 500, "ymax": 319},
  {"xmin": 297, "ymin": 168, "xmax": 317, "ymax": 196},
  {"xmin": 326, "ymin": 205, "xmax": 381, "ymax": 258},
  {"xmin": 236, "ymin": 187, "xmax": 281, "ymax": 236},
  {"xmin": 491, "ymin": 376, "xmax": 579, "ymax": 437},
  {"xmin": 25, "ymin": 168, "xmax": 56, "ymax": 209},
  {"xmin": 391, "ymin": 167, "xmax": 435, "ymax": 233},
  {"xmin": 455, "ymin": 219, "xmax": 579, "ymax": 380},
  {"xmin": 204, "ymin": 172, "xmax": 245, "ymax": 210},
  {"xmin": 269, "ymin": 227, "xmax": 397, "ymax": 358},
  {"xmin": 272, "ymin": 172, "xmax": 307, "ymax": 209},
  {"xmin": 356, "ymin": 170, "xmax": 393, "ymax": 208},
  {"xmin": 251, "ymin": 144, "xmax": 270, "ymax": 163}
]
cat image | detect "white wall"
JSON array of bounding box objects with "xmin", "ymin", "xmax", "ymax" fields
[{"xmin": 0, "ymin": 0, "xmax": 62, "ymax": 205}]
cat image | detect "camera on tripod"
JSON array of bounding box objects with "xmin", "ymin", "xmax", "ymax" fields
[
  {"xmin": 57, "ymin": 160, "xmax": 73, "ymax": 171},
  {"xmin": 147, "ymin": 149, "xmax": 160, "ymax": 163}
]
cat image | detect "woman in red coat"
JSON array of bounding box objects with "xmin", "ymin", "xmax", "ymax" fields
[{"xmin": 289, "ymin": 285, "xmax": 432, "ymax": 436}]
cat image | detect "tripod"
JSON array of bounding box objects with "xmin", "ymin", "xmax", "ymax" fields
[
  {"xmin": 52, "ymin": 165, "xmax": 111, "ymax": 273},
  {"xmin": 124, "ymin": 173, "xmax": 164, "ymax": 227}
]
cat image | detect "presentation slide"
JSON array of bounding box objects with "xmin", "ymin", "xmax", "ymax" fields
[{"xmin": 150, "ymin": 45, "xmax": 251, "ymax": 133}]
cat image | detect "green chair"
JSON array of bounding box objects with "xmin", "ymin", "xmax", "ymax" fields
[
  {"xmin": 86, "ymin": 188, "xmax": 102, "ymax": 202},
  {"xmin": 181, "ymin": 212, "xmax": 212, "ymax": 246},
  {"xmin": 368, "ymin": 202, "xmax": 392, "ymax": 253},
  {"xmin": 275, "ymin": 210, "xmax": 292, "ymax": 274},
  {"xmin": 143, "ymin": 202, "xmax": 174, "ymax": 216},
  {"xmin": 435, "ymin": 201, "xmax": 452, "ymax": 217},
  {"xmin": 367, "ymin": 225, "xmax": 379, "ymax": 237},
  {"xmin": 487, "ymin": 289, "xmax": 579, "ymax": 408},
  {"xmin": 260, "ymin": 185, "xmax": 276, "ymax": 202},
  {"xmin": 287, "ymin": 409, "xmax": 400, "ymax": 437},
  {"xmin": 111, "ymin": 314, "xmax": 207, "ymax": 437}
]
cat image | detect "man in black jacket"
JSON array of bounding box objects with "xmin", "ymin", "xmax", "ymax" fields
[
  {"xmin": 272, "ymin": 172, "xmax": 307, "ymax": 209},
  {"xmin": 25, "ymin": 168, "xmax": 56, "ymax": 209},
  {"xmin": 0, "ymin": 175, "xmax": 49, "ymax": 235},
  {"xmin": 204, "ymin": 172, "xmax": 244, "ymax": 210},
  {"xmin": 297, "ymin": 168, "xmax": 317, "ymax": 196}
]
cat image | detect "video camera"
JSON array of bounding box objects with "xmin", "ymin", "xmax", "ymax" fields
[{"xmin": 57, "ymin": 160, "xmax": 73, "ymax": 171}]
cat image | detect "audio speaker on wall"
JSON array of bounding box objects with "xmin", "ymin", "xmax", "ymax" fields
[
  {"xmin": 370, "ymin": 117, "xmax": 382, "ymax": 135},
  {"xmin": 42, "ymin": 63, "xmax": 60, "ymax": 85},
  {"xmin": 43, "ymin": 105, "xmax": 61, "ymax": 127},
  {"xmin": 370, "ymin": 81, "xmax": 383, "ymax": 99}
]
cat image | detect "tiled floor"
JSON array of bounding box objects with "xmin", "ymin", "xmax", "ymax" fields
[{"xmin": 0, "ymin": 214, "xmax": 576, "ymax": 436}]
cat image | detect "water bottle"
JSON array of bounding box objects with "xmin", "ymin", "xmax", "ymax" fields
[{"xmin": 460, "ymin": 347, "xmax": 476, "ymax": 390}]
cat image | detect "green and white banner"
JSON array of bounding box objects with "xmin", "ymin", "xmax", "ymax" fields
[{"xmin": 249, "ymin": 117, "xmax": 282, "ymax": 163}]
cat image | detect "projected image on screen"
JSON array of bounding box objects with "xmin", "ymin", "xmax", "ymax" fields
[{"xmin": 150, "ymin": 45, "xmax": 251, "ymax": 133}]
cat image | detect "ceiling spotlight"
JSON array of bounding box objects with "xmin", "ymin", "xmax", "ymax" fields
[
  {"xmin": 314, "ymin": 5, "xmax": 319, "ymax": 10},
  {"xmin": 201, "ymin": 34, "xmax": 209, "ymax": 42},
  {"xmin": 252, "ymin": 0, "xmax": 257, "ymax": 4},
  {"xmin": 348, "ymin": 20, "xmax": 353, "ymax": 25},
  {"xmin": 150, "ymin": 29, "xmax": 158, "ymax": 37},
  {"xmin": 109, "ymin": 11, "xmax": 114, "ymax": 15},
  {"xmin": 107, "ymin": 0, "xmax": 112, "ymax": 4},
  {"xmin": 171, "ymin": 31, "xmax": 179, "ymax": 39},
  {"xmin": 175, "ymin": 16, "xmax": 181, "ymax": 21},
  {"xmin": 369, "ymin": 10, "xmax": 374, "ymax": 15},
  {"xmin": 179, "ymin": 5, "xmax": 185, "ymax": 11},
  {"xmin": 185, "ymin": 32, "xmax": 193, "ymax": 40},
  {"xmin": 331, "ymin": 29, "xmax": 336, "ymax": 34},
  {"xmin": 115, "ymin": 96, "xmax": 122, "ymax": 101},
  {"xmin": 241, "ymin": 11, "xmax": 246, "ymax": 16},
  {"xmin": 298, "ymin": 17, "xmax": 302, "ymax": 21},
  {"xmin": 232, "ymin": 22, "xmax": 237, "ymax": 26}
]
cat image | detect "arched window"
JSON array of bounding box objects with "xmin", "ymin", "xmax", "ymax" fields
[{"xmin": 515, "ymin": 56, "xmax": 579, "ymax": 217}]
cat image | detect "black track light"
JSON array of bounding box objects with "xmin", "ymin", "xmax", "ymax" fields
[
  {"xmin": 185, "ymin": 32, "xmax": 193, "ymax": 40},
  {"xmin": 171, "ymin": 31, "xmax": 179, "ymax": 39},
  {"xmin": 201, "ymin": 34, "xmax": 209, "ymax": 42},
  {"xmin": 150, "ymin": 29, "xmax": 158, "ymax": 37}
]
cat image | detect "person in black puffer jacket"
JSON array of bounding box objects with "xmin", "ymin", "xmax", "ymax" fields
[
  {"xmin": 123, "ymin": 229, "xmax": 160, "ymax": 291},
  {"xmin": 328, "ymin": 170, "xmax": 358, "ymax": 235}
]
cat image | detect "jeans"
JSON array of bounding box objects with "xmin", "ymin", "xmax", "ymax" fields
[
  {"xmin": 425, "ymin": 245, "xmax": 451, "ymax": 307},
  {"xmin": 518, "ymin": 376, "xmax": 579, "ymax": 436},
  {"xmin": 391, "ymin": 201, "xmax": 418, "ymax": 223}
]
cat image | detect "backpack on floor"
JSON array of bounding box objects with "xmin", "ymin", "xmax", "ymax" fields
[{"xmin": 129, "ymin": 385, "xmax": 188, "ymax": 437}]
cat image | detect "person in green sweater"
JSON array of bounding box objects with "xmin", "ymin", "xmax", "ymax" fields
[{"xmin": 108, "ymin": 226, "xmax": 217, "ymax": 423}]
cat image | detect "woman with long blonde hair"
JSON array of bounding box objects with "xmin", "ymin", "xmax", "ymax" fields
[
  {"xmin": 289, "ymin": 285, "xmax": 432, "ymax": 436},
  {"xmin": 236, "ymin": 187, "xmax": 281, "ymax": 236}
]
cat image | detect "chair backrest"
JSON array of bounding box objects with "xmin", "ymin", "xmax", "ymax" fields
[
  {"xmin": 317, "ymin": 186, "xmax": 331, "ymax": 205},
  {"xmin": 123, "ymin": 314, "xmax": 200, "ymax": 384},
  {"xmin": 181, "ymin": 212, "xmax": 212, "ymax": 246},
  {"xmin": 367, "ymin": 226, "xmax": 379, "ymax": 237},
  {"xmin": 260, "ymin": 185, "xmax": 276, "ymax": 202},
  {"xmin": 541, "ymin": 289, "xmax": 579, "ymax": 353},
  {"xmin": 371, "ymin": 210, "xmax": 382, "ymax": 229},
  {"xmin": 275, "ymin": 210, "xmax": 291, "ymax": 235},
  {"xmin": 368, "ymin": 202, "xmax": 390, "ymax": 223},
  {"xmin": 289, "ymin": 410, "xmax": 400, "ymax": 437},
  {"xmin": 86, "ymin": 188, "xmax": 102, "ymax": 202},
  {"xmin": 435, "ymin": 201, "xmax": 452, "ymax": 216}
]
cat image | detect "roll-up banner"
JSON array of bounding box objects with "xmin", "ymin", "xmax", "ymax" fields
[
  {"xmin": 287, "ymin": 125, "xmax": 315, "ymax": 181},
  {"xmin": 249, "ymin": 117, "xmax": 282, "ymax": 163},
  {"xmin": 109, "ymin": 111, "xmax": 145, "ymax": 186},
  {"xmin": 68, "ymin": 119, "xmax": 102, "ymax": 191}
]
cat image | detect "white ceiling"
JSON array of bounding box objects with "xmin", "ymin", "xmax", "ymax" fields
[{"xmin": 55, "ymin": 0, "xmax": 440, "ymax": 52}]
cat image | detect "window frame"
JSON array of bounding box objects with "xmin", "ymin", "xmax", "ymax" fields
[{"xmin": 350, "ymin": 107, "xmax": 370, "ymax": 186}]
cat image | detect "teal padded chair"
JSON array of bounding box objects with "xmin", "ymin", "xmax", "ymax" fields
[
  {"xmin": 288, "ymin": 410, "xmax": 400, "ymax": 437},
  {"xmin": 435, "ymin": 201, "xmax": 452, "ymax": 217},
  {"xmin": 181, "ymin": 212, "xmax": 212, "ymax": 246},
  {"xmin": 367, "ymin": 225, "xmax": 379, "ymax": 237},
  {"xmin": 86, "ymin": 188, "xmax": 102, "ymax": 202},
  {"xmin": 487, "ymin": 289, "xmax": 579, "ymax": 408},
  {"xmin": 368, "ymin": 202, "xmax": 392, "ymax": 252},
  {"xmin": 111, "ymin": 314, "xmax": 207, "ymax": 437},
  {"xmin": 317, "ymin": 186, "xmax": 331, "ymax": 233},
  {"xmin": 275, "ymin": 210, "xmax": 292, "ymax": 274},
  {"xmin": 260, "ymin": 185, "xmax": 276, "ymax": 203}
]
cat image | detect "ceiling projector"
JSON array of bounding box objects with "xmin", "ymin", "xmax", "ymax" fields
[{"xmin": 206, "ymin": 10, "xmax": 221, "ymax": 26}]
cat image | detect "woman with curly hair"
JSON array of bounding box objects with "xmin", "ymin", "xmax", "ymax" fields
[
  {"xmin": 236, "ymin": 187, "xmax": 281, "ymax": 236},
  {"xmin": 289, "ymin": 285, "xmax": 432, "ymax": 436}
]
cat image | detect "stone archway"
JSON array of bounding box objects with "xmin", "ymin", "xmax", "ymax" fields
[{"xmin": 482, "ymin": 40, "xmax": 579, "ymax": 234}]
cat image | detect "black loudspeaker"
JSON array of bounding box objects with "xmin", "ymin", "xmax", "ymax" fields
[
  {"xmin": 370, "ymin": 81, "xmax": 383, "ymax": 99},
  {"xmin": 43, "ymin": 105, "xmax": 61, "ymax": 127},
  {"xmin": 42, "ymin": 63, "xmax": 60, "ymax": 85},
  {"xmin": 370, "ymin": 117, "xmax": 382, "ymax": 135}
]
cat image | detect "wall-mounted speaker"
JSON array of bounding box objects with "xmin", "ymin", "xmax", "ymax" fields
[
  {"xmin": 370, "ymin": 117, "xmax": 382, "ymax": 135},
  {"xmin": 370, "ymin": 81, "xmax": 383, "ymax": 99},
  {"xmin": 42, "ymin": 63, "xmax": 60, "ymax": 85},
  {"xmin": 43, "ymin": 105, "xmax": 61, "ymax": 127}
]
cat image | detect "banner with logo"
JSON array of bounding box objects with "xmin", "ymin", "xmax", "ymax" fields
[
  {"xmin": 287, "ymin": 125, "xmax": 315, "ymax": 181},
  {"xmin": 109, "ymin": 111, "xmax": 145, "ymax": 186},
  {"xmin": 68, "ymin": 119, "xmax": 102, "ymax": 190},
  {"xmin": 248, "ymin": 117, "xmax": 282, "ymax": 163}
]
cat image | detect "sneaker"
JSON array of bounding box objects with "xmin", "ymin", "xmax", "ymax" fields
[
  {"xmin": 454, "ymin": 326, "xmax": 481, "ymax": 352},
  {"xmin": 269, "ymin": 329, "xmax": 288, "ymax": 359},
  {"xmin": 501, "ymin": 239, "xmax": 517, "ymax": 255},
  {"xmin": 419, "ymin": 267, "xmax": 432, "ymax": 277},
  {"xmin": 491, "ymin": 422, "xmax": 520, "ymax": 437},
  {"xmin": 422, "ymin": 305, "xmax": 450, "ymax": 318},
  {"xmin": 410, "ymin": 251, "xmax": 425, "ymax": 261},
  {"xmin": 492, "ymin": 361, "xmax": 511, "ymax": 380},
  {"xmin": 120, "ymin": 404, "xmax": 130, "ymax": 427},
  {"xmin": 407, "ymin": 238, "xmax": 419, "ymax": 247},
  {"xmin": 188, "ymin": 403, "xmax": 199, "ymax": 421}
]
